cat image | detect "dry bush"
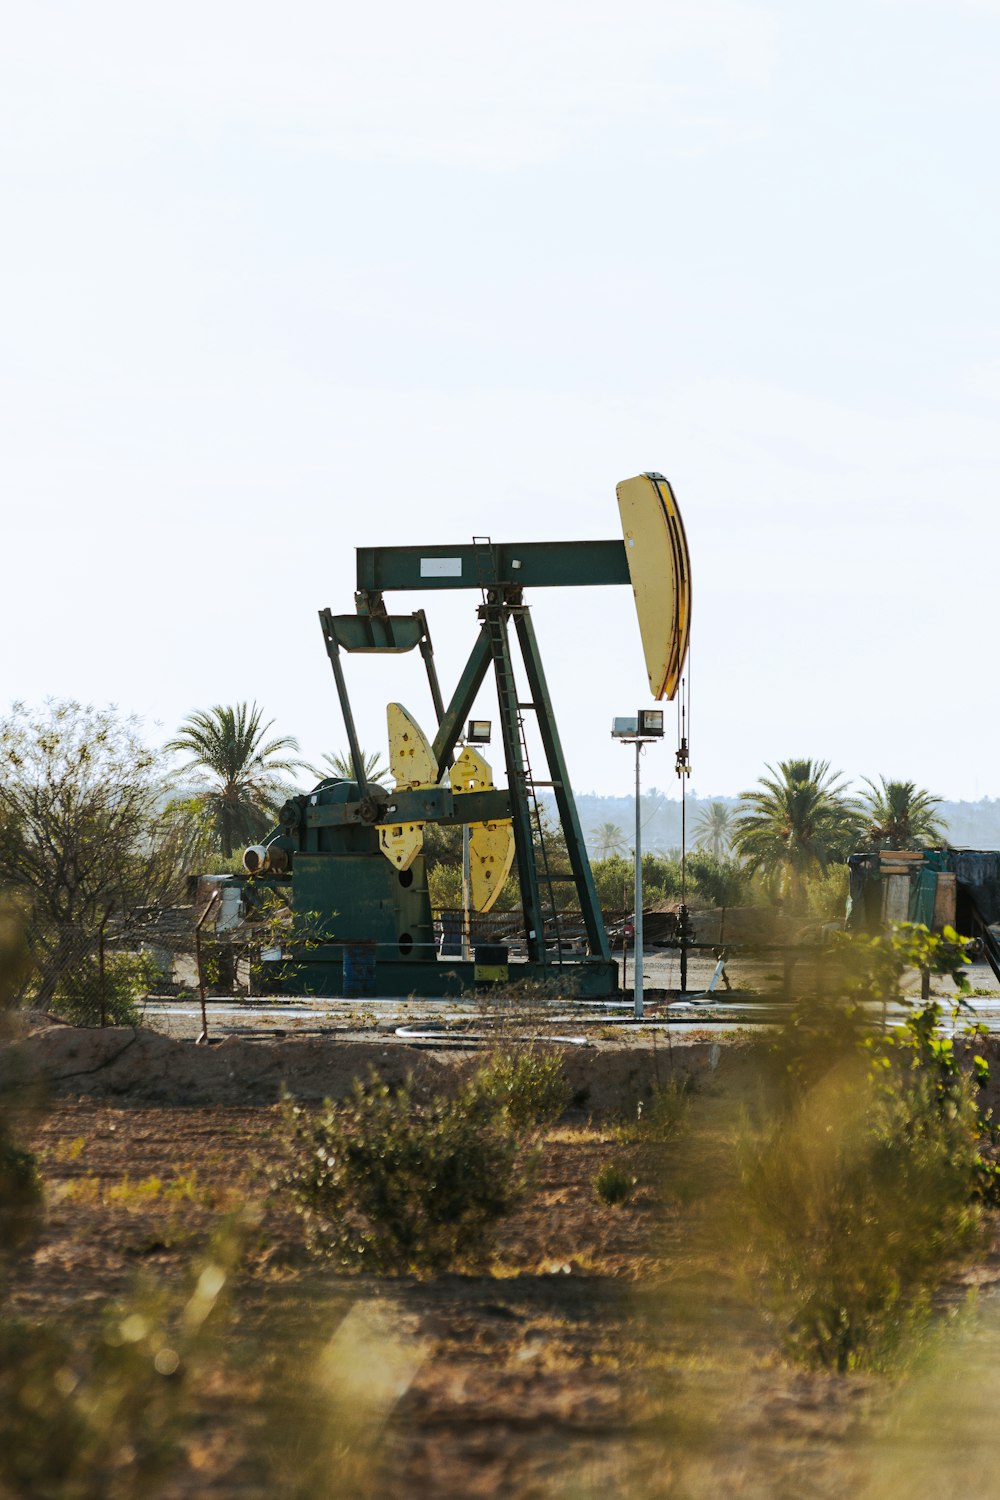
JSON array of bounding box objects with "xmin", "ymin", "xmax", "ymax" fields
[
  {"xmin": 474, "ymin": 1043, "xmax": 570, "ymax": 1130},
  {"xmin": 276, "ymin": 1069, "xmax": 536, "ymax": 1273}
]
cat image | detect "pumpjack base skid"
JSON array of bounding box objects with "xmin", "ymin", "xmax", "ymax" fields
[{"xmin": 261, "ymin": 955, "xmax": 620, "ymax": 1000}]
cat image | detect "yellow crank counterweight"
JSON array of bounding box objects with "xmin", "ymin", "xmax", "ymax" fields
[
  {"xmin": 376, "ymin": 702, "xmax": 438, "ymax": 871},
  {"xmin": 449, "ymin": 747, "xmax": 515, "ymax": 913},
  {"xmin": 616, "ymin": 472, "xmax": 692, "ymax": 701}
]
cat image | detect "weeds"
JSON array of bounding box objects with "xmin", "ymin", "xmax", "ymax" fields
[
  {"xmin": 594, "ymin": 1164, "xmax": 635, "ymax": 1206},
  {"xmin": 618, "ymin": 1077, "xmax": 690, "ymax": 1144},
  {"xmin": 62, "ymin": 1171, "xmax": 212, "ymax": 1209},
  {"xmin": 59, "ymin": 1170, "xmax": 244, "ymax": 1219},
  {"xmin": 1, "ymin": 901, "xmax": 390, "ymax": 1500},
  {"xmin": 48, "ymin": 1135, "xmax": 87, "ymax": 1165}
]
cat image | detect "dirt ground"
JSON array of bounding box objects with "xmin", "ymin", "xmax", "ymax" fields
[
  {"xmin": 7, "ymin": 1029, "xmax": 1000, "ymax": 1498},
  {"xmin": 9, "ymin": 1092, "xmax": 668, "ymax": 1498}
]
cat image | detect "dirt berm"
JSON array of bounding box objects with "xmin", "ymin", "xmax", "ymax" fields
[{"xmin": 0, "ymin": 1024, "xmax": 723, "ymax": 1113}]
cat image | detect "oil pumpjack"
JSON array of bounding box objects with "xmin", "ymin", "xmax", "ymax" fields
[{"xmin": 238, "ymin": 473, "xmax": 691, "ymax": 997}]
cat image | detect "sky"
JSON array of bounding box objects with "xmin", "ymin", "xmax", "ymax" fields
[{"xmin": 4, "ymin": 0, "xmax": 1000, "ymax": 805}]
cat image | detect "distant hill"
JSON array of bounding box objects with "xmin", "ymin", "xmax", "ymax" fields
[
  {"xmin": 565, "ymin": 789, "xmax": 738, "ymax": 858},
  {"xmin": 936, "ymin": 800, "xmax": 1000, "ymax": 849}
]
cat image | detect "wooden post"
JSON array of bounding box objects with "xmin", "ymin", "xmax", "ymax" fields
[{"xmin": 195, "ymin": 893, "xmax": 220, "ymax": 1046}]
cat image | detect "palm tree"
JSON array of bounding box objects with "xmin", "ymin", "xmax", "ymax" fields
[
  {"xmin": 860, "ymin": 777, "xmax": 946, "ymax": 850},
  {"xmin": 166, "ymin": 703, "xmax": 310, "ymax": 857},
  {"xmin": 694, "ymin": 801, "xmax": 734, "ymax": 860},
  {"xmin": 732, "ymin": 758, "xmax": 862, "ymax": 904},
  {"xmin": 594, "ymin": 821, "xmax": 627, "ymax": 859},
  {"xmin": 323, "ymin": 749, "xmax": 389, "ymax": 785}
]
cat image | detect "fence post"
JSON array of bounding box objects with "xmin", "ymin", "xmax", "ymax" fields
[
  {"xmin": 98, "ymin": 928, "xmax": 107, "ymax": 1028},
  {"xmin": 195, "ymin": 893, "xmax": 220, "ymax": 1046}
]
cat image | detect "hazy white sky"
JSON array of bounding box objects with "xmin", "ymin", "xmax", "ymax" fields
[{"xmin": 4, "ymin": 0, "xmax": 999, "ymax": 803}]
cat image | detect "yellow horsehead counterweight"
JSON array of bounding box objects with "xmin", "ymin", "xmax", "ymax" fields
[
  {"xmin": 616, "ymin": 472, "xmax": 691, "ymax": 702},
  {"xmin": 376, "ymin": 703, "xmax": 437, "ymax": 872},
  {"xmin": 449, "ymin": 746, "xmax": 516, "ymax": 913},
  {"xmin": 376, "ymin": 705, "xmax": 516, "ymax": 909}
]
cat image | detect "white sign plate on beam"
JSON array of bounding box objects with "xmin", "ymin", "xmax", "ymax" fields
[{"xmin": 420, "ymin": 557, "xmax": 463, "ymax": 578}]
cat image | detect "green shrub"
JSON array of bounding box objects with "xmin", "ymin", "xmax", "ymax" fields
[
  {"xmin": 803, "ymin": 863, "xmax": 850, "ymax": 921},
  {"xmin": 685, "ymin": 853, "xmax": 749, "ymax": 908},
  {"xmin": 0, "ymin": 1136, "xmax": 40, "ymax": 1258},
  {"xmin": 52, "ymin": 951, "xmax": 159, "ymax": 1027},
  {"xmin": 594, "ymin": 1163, "xmax": 635, "ymax": 1206},
  {"xmin": 474, "ymin": 1045, "xmax": 570, "ymax": 1131},
  {"xmin": 277, "ymin": 1071, "xmax": 534, "ymax": 1273},
  {"xmin": 620, "ymin": 1077, "xmax": 691, "ymax": 1143},
  {"xmin": 0, "ymin": 902, "xmax": 41, "ymax": 1255},
  {"xmin": 740, "ymin": 1058, "xmax": 986, "ymax": 1372},
  {"xmin": 742, "ymin": 924, "xmax": 996, "ymax": 1372}
]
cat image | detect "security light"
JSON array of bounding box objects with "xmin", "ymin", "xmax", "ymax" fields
[
  {"xmin": 612, "ymin": 712, "xmax": 663, "ymax": 740},
  {"xmin": 467, "ymin": 719, "xmax": 492, "ymax": 744},
  {"xmin": 612, "ymin": 709, "xmax": 669, "ymax": 1018}
]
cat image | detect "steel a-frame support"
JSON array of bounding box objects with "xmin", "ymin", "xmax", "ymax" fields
[
  {"xmin": 484, "ymin": 604, "xmax": 546, "ymax": 965},
  {"xmin": 429, "ymin": 601, "xmax": 610, "ymax": 967},
  {"xmin": 513, "ymin": 608, "xmax": 610, "ymax": 963}
]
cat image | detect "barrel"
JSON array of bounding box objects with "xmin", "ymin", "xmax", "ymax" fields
[{"xmin": 343, "ymin": 941, "xmax": 377, "ymax": 999}]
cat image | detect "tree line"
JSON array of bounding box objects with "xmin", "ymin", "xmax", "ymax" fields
[
  {"xmin": 0, "ymin": 700, "xmax": 953, "ymax": 1009},
  {"xmin": 0, "ymin": 700, "xmax": 319, "ymax": 1010},
  {"xmin": 590, "ymin": 759, "xmax": 946, "ymax": 912}
]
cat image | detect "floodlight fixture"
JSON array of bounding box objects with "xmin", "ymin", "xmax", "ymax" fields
[
  {"xmin": 466, "ymin": 719, "xmax": 492, "ymax": 744},
  {"xmin": 611, "ymin": 710, "xmax": 664, "ymax": 741}
]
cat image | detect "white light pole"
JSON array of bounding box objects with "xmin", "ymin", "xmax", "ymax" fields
[
  {"xmin": 612, "ymin": 711, "xmax": 665, "ymax": 1020},
  {"xmin": 632, "ymin": 736, "xmax": 644, "ymax": 1019}
]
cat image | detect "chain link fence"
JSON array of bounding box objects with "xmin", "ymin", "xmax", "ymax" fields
[
  {"xmin": 16, "ymin": 898, "xmax": 285, "ymax": 1027},
  {"xmin": 17, "ymin": 894, "xmax": 842, "ymax": 1026}
]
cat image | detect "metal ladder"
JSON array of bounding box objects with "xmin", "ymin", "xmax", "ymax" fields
[{"xmin": 472, "ymin": 536, "xmax": 564, "ymax": 962}]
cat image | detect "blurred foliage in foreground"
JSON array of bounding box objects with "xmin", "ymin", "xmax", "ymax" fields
[
  {"xmin": 0, "ymin": 902, "xmax": 419, "ymax": 1500},
  {"xmin": 740, "ymin": 924, "xmax": 998, "ymax": 1372},
  {"xmin": 5, "ymin": 905, "xmax": 1000, "ymax": 1494}
]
